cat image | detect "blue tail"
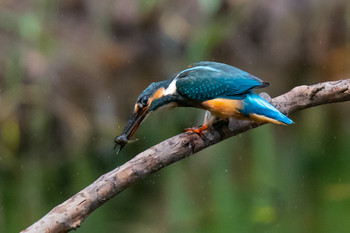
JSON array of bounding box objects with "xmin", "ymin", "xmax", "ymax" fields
[{"xmin": 240, "ymin": 93, "xmax": 293, "ymax": 125}]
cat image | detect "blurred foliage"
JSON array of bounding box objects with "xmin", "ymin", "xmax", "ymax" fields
[{"xmin": 0, "ymin": 0, "xmax": 350, "ymax": 232}]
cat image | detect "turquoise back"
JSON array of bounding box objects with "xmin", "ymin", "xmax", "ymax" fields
[{"xmin": 176, "ymin": 61, "xmax": 268, "ymax": 102}]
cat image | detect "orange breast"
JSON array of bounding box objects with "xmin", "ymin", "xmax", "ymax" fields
[{"xmin": 202, "ymin": 98, "xmax": 243, "ymax": 118}]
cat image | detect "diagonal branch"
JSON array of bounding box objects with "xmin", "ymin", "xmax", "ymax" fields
[{"xmin": 21, "ymin": 79, "xmax": 350, "ymax": 233}]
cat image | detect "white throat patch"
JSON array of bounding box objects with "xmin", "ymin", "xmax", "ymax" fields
[{"xmin": 163, "ymin": 79, "xmax": 177, "ymax": 95}]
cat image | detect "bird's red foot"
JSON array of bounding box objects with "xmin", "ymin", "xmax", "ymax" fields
[{"xmin": 184, "ymin": 124, "xmax": 208, "ymax": 137}]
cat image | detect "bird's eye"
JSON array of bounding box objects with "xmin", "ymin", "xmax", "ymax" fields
[{"xmin": 140, "ymin": 96, "xmax": 149, "ymax": 106}]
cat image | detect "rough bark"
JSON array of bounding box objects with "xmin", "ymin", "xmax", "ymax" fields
[{"xmin": 21, "ymin": 79, "xmax": 350, "ymax": 233}]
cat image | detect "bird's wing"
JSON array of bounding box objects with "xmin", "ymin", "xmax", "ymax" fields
[{"xmin": 176, "ymin": 63, "xmax": 268, "ymax": 102}]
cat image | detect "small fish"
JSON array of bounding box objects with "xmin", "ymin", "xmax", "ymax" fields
[{"xmin": 114, "ymin": 134, "xmax": 139, "ymax": 154}]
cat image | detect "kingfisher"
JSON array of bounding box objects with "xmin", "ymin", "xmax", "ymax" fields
[{"xmin": 114, "ymin": 61, "xmax": 293, "ymax": 153}]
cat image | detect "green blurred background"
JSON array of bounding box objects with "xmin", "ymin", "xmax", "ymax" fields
[{"xmin": 1, "ymin": 0, "xmax": 350, "ymax": 232}]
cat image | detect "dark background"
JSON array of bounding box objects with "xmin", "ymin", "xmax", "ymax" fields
[{"xmin": 1, "ymin": 0, "xmax": 350, "ymax": 232}]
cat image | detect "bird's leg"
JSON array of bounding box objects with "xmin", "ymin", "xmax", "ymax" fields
[
  {"xmin": 184, "ymin": 125, "xmax": 208, "ymax": 137},
  {"xmin": 184, "ymin": 111, "xmax": 216, "ymax": 137}
]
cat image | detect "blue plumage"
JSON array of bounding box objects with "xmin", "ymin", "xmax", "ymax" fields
[
  {"xmin": 174, "ymin": 61, "xmax": 292, "ymax": 125},
  {"xmin": 176, "ymin": 62, "xmax": 268, "ymax": 101},
  {"xmin": 240, "ymin": 93, "xmax": 293, "ymax": 125}
]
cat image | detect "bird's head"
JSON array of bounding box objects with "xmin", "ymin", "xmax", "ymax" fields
[{"xmin": 114, "ymin": 80, "xmax": 177, "ymax": 153}]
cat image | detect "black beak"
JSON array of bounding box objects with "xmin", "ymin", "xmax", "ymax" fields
[{"xmin": 114, "ymin": 107, "xmax": 148, "ymax": 154}]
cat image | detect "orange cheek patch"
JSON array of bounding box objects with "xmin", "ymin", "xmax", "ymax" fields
[
  {"xmin": 202, "ymin": 98, "xmax": 242, "ymax": 118},
  {"xmin": 149, "ymin": 87, "xmax": 165, "ymax": 105},
  {"xmin": 152, "ymin": 88, "xmax": 165, "ymax": 99}
]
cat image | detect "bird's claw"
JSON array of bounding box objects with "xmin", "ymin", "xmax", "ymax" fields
[{"xmin": 184, "ymin": 124, "xmax": 208, "ymax": 138}]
